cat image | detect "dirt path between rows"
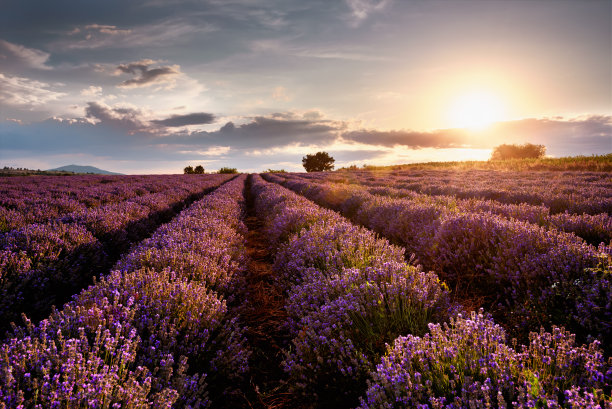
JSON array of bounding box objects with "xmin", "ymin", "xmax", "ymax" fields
[{"xmin": 234, "ymin": 175, "xmax": 294, "ymax": 409}]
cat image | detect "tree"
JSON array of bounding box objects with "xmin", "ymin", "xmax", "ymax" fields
[
  {"xmin": 194, "ymin": 165, "xmax": 205, "ymax": 174},
  {"xmin": 218, "ymin": 167, "xmax": 238, "ymax": 174},
  {"xmin": 184, "ymin": 165, "xmax": 194, "ymax": 174},
  {"xmin": 490, "ymin": 143, "xmax": 546, "ymax": 161},
  {"xmin": 302, "ymin": 151, "xmax": 335, "ymax": 172}
]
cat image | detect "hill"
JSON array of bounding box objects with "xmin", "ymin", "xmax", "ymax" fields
[{"xmin": 47, "ymin": 165, "xmax": 123, "ymax": 175}]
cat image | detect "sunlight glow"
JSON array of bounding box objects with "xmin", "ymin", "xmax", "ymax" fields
[{"xmin": 448, "ymin": 91, "xmax": 505, "ymax": 130}]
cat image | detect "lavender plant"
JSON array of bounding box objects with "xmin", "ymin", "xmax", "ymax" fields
[{"xmin": 359, "ymin": 311, "xmax": 611, "ymax": 408}]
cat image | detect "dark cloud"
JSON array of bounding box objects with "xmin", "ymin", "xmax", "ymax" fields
[
  {"xmin": 341, "ymin": 116, "xmax": 612, "ymax": 154},
  {"xmin": 342, "ymin": 128, "xmax": 470, "ymax": 148},
  {"xmin": 190, "ymin": 115, "xmax": 342, "ymax": 149},
  {"xmin": 85, "ymin": 102, "xmax": 215, "ymax": 132},
  {"xmin": 151, "ymin": 112, "xmax": 215, "ymax": 127},
  {"xmin": 116, "ymin": 59, "xmax": 180, "ymax": 88}
]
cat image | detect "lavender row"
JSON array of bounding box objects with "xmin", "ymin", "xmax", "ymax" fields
[
  {"xmin": 0, "ymin": 174, "xmax": 232, "ymax": 332},
  {"xmin": 251, "ymin": 174, "xmax": 453, "ymax": 407},
  {"xmin": 0, "ymin": 175, "xmax": 250, "ymax": 408},
  {"xmin": 364, "ymin": 184, "xmax": 612, "ymax": 246},
  {"xmin": 264, "ymin": 173, "xmax": 612, "ymax": 355},
  {"xmin": 301, "ymin": 169, "xmax": 612, "ymax": 216},
  {"xmin": 0, "ymin": 174, "xmax": 214, "ymax": 232},
  {"xmin": 292, "ymin": 173, "xmax": 612, "ymax": 247},
  {"xmin": 257, "ymin": 175, "xmax": 611, "ymax": 407},
  {"xmin": 287, "ymin": 172, "xmax": 612, "ymax": 246}
]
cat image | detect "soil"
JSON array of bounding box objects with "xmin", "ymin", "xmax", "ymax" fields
[{"xmin": 232, "ymin": 175, "xmax": 296, "ymax": 409}]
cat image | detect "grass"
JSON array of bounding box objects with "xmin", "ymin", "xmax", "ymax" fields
[{"xmin": 338, "ymin": 153, "xmax": 612, "ymax": 173}]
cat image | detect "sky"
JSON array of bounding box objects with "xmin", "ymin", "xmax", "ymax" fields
[{"xmin": 0, "ymin": 0, "xmax": 610, "ymax": 174}]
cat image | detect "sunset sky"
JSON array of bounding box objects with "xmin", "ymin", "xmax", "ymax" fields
[{"xmin": 1, "ymin": 0, "xmax": 610, "ymax": 173}]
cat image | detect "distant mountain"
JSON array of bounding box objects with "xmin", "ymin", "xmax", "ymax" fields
[{"xmin": 47, "ymin": 165, "xmax": 123, "ymax": 175}]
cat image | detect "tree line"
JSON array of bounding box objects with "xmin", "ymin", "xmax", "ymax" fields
[{"xmin": 183, "ymin": 165, "xmax": 238, "ymax": 174}]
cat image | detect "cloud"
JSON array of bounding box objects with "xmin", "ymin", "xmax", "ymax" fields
[
  {"xmin": 0, "ymin": 73, "xmax": 66, "ymax": 107},
  {"xmin": 342, "ymin": 128, "xmax": 470, "ymax": 148},
  {"xmin": 115, "ymin": 59, "xmax": 181, "ymax": 88},
  {"xmin": 80, "ymin": 85, "xmax": 103, "ymax": 97},
  {"xmin": 195, "ymin": 113, "xmax": 343, "ymax": 149},
  {"xmin": 151, "ymin": 112, "xmax": 216, "ymax": 127},
  {"xmin": 85, "ymin": 101, "xmax": 215, "ymax": 132},
  {"xmin": 178, "ymin": 146, "xmax": 231, "ymax": 156},
  {"xmin": 345, "ymin": 0, "xmax": 390, "ymax": 24},
  {"xmin": 272, "ymin": 86, "xmax": 291, "ymax": 102},
  {"xmin": 0, "ymin": 39, "xmax": 51, "ymax": 70},
  {"xmin": 75, "ymin": 24, "xmax": 132, "ymax": 36},
  {"xmin": 84, "ymin": 101, "xmax": 148, "ymax": 132},
  {"xmin": 62, "ymin": 19, "xmax": 215, "ymax": 50}
]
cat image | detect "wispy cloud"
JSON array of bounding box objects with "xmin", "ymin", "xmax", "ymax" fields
[
  {"xmin": 271, "ymin": 86, "xmax": 291, "ymax": 102},
  {"xmin": 345, "ymin": 0, "xmax": 390, "ymax": 25},
  {"xmin": 70, "ymin": 24, "xmax": 132, "ymax": 36},
  {"xmin": 62, "ymin": 19, "xmax": 216, "ymax": 50},
  {"xmin": 0, "ymin": 39, "xmax": 51, "ymax": 70},
  {"xmin": 0, "ymin": 73, "xmax": 66, "ymax": 106},
  {"xmin": 178, "ymin": 146, "xmax": 231, "ymax": 156}
]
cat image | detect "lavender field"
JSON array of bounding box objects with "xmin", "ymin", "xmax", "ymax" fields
[{"xmin": 0, "ymin": 171, "xmax": 610, "ymax": 408}]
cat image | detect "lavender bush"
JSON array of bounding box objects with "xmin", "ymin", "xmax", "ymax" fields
[
  {"xmin": 284, "ymin": 263, "xmax": 452, "ymax": 406},
  {"xmin": 359, "ymin": 311, "xmax": 611, "ymax": 408}
]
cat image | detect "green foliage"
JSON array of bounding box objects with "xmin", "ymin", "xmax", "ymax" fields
[
  {"xmin": 490, "ymin": 143, "xmax": 546, "ymax": 160},
  {"xmin": 302, "ymin": 151, "xmax": 335, "ymax": 172},
  {"xmin": 217, "ymin": 167, "xmax": 238, "ymax": 174},
  {"xmin": 193, "ymin": 165, "xmax": 205, "ymax": 174},
  {"xmin": 183, "ymin": 165, "xmax": 194, "ymax": 174},
  {"xmin": 263, "ymin": 169, "xmax": 287, "ymax": 173}
]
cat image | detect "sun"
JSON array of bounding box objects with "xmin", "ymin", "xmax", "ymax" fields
[{"xmin": 448, "ymin": 91, "xmax": 505, "ymax": 130}]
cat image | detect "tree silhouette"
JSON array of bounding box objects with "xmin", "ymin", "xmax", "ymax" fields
[
  {"xmin": 302, "ymin": 151, "xmax": 335, "ymax": 172},
  {"xmin": 183, "ymin": 165, "xmax": 194, "ymax": 174},
  {"xmin": 194, "ymin": 165, "xmax": 205, "ymax": 174}
]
